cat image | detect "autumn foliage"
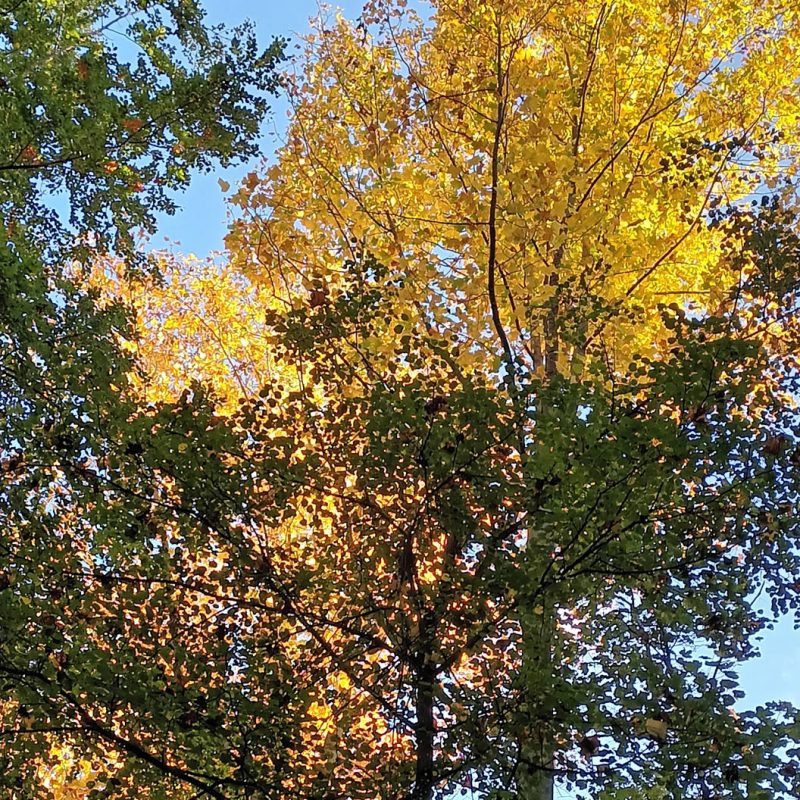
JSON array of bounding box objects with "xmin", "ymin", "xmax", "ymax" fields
[{"xmin": 5, "ymin": 2, "xmax": 800, "ymax": 800}]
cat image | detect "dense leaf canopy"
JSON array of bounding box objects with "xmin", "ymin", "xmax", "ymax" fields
[
  {"xmin": 0, "ymin": 0, "xmax": 283, "ymax": 796},
  {"xmin": 3, "ymin": 2, "xmax": 800, "ymax": 800}
]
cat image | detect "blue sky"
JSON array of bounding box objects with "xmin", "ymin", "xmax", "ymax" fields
[{"xmin": 158, "ymin": 0, "xmax": 797, "ymax": 742}]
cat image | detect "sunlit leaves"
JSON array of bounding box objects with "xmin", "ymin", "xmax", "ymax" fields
[
  {"xmin": 5, "ymin": 2, "xmax": 800, "ymax": 799},
  {"xmin": 230, "ymin": 0, "xmax": 800, "ymax": 376}
]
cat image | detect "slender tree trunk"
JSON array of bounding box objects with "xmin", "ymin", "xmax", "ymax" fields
[
  {"xmin": 517, "ymin": 594, "xmax": 555, "ymax": 800},
  {"xmin": 412, "ymin": 662, "xmax": 436, "ymax": 800},
  {"xmin": 518, "ymin": 768, "xmax": 554, "ymax": 800},
  {"xmin": 483, "ymin": 10, "xmax": 557, "ymax": 799}
]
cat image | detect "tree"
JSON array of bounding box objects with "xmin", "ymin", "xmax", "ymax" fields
[
  {"xmin": 0, "ymin": 1, "xmax": 283, "ymax": 795},
  {"xmin": 228, "ymin": 0, "xmax": 800, "ymax": 374},
  {"xmin": 6, "ymin": 2, "xmax": 800, "ymax": 800},
  {"xmin": 215, "ymin": 1, "xmax": 800, "ymax": 797},
  {"xmin": 83, "ymin": 199, "xmax": 800, "ymax": 800},
  {"xmin": 0, "ymin": 0, "xmax": 283, "ymax": 258}
]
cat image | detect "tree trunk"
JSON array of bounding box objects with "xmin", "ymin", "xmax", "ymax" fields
[
  {"xmin": 518, "ymin": 768, "xmax": 554, "ymax": 800},
  {"xmin": 517, "ymin": 575, "xmax": 556, "ymax": 800},
  {"xmin": 412, "ymin": 663, "xmax": 436, "ymax": 800}
]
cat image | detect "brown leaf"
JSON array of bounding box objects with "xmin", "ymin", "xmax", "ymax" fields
[
  {"xmin": 424, "ymin": 396, "xmax": 447, "ymax": 415},
  {"xmin": 645, "ymin": 718, "xmax": 668, "ymax": 741},
  {"xmin": 579, "ymin": 734, "xmax": 601, "ymax": 758},
  {"xmin": 309, "ymin": 287, "xmax": 328, "ymax": 308},
  {"xmin": 764, "ymin": 435, "xmax": 785, "ymax": 456}
]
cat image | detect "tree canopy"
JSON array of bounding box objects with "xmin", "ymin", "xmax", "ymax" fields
[
  {"xmin": 0, "ymin": 0, "xmax": 283, "ymax": 796},
  {"xmin": 3, "ymin": 2, "xmax": 800, "ymax": 800},
  {"xmin": 228, "ymin": 0, "xmax": 800, "ymax": 373}
]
